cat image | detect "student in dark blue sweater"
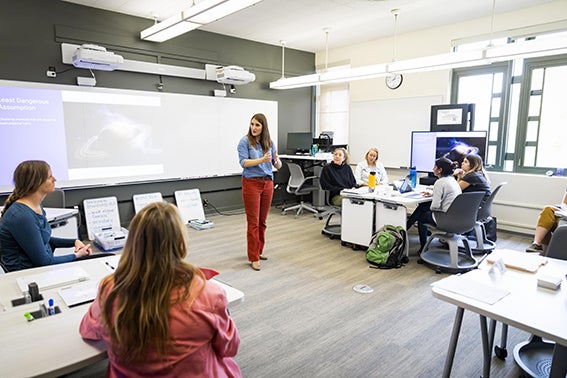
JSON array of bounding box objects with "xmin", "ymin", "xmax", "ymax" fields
[
  {"xmin": 320, "ymin": 148, "xmax": 357, "ymax": 206},
  {"xmin": 0, "ymin": 160, "xmax": 92, "ymax": 272}
]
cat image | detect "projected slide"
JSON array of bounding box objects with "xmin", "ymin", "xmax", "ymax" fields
[{"xmin": 0, "ymin": 80, "xmax": 278, "ymax": 192}]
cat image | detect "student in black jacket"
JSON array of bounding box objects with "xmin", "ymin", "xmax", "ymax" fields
[{"xmin": 320, "ymin": 147, "xmax": 356, "ymax": 206}]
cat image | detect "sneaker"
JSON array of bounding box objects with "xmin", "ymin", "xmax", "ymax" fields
[{"xmin": 525, "ymin": 243, "xmax": 543, "ymax": 253}]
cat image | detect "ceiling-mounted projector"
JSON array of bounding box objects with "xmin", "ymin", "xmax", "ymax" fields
[
  {"xmin": 216, "ymin": 66, "xmax": 255, "ymax": 85},
  {"xmin": 72, "ymin": 44, "xmax": 124, "ymax": 71}
]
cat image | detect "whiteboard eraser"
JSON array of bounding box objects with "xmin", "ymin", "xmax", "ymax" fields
[
  {"xmin": 77, "ymin": 77, "xmax": 96, "ymax": 86},
  {"xmin": 537, "ymin": 274, "xmax": 562, "ymax": 290},
  {"xmin": 214, "ymin": 89, "xmax": 226, "ymax": 97}
]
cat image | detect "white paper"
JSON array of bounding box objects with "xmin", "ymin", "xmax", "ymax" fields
[{"xmin": 432, "ymin": 275, "xmax": 510, "ymax": 305}]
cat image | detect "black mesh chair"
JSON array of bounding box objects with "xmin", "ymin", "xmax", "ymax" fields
[
  {"xmin": 471, "ymin": 182, "xmax": 507, "ymax": 254},
  {"xmin": 281, "ymin": 163, "xmax": 319, "ymax": 217},
  {"xmin": 320, "ymin": 190, "xmax": 341, "ymax": 239},
  {"xmin": 420, "ymin": 192, "xmax": 485, "ymax": 274}
]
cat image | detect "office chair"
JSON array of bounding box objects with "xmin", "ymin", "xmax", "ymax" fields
[
  {"xmin": 42, "ymin": 189, "xmax": 66, "ymax": 208},
  {"xmin": 470, "ymin": 182, "xmax": 507, "ymax": 254},
  {"xmin": 282, "ymin": 163, "xmax": 319, "ymax": 218},
  {"xmin": 493, "ymin": 225, "xmax": 567, "ymax": 377},
  {"xmin": 420, "ymin": 192, "xmax": 485, "ymax": 274},
  {"xmin": 321, "ymin": 190, "xmax": 341, "ymax": 240}
]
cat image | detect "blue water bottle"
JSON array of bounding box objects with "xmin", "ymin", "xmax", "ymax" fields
[
  {"xmin": 409, "ymin": 166, "xmax": 417, "ymax": 188},
  {"xmin": 311, "ymin": 144, "xmax": 318, "ymax": 156}
]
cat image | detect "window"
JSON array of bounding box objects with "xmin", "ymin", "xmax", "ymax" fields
[
  {"xmin": 315, "ymin": 66, "xmax": 349, "ymax": 144},
  {"xmin": 452, "ymin": 33, "xmax": 567, "ymax": 174}
]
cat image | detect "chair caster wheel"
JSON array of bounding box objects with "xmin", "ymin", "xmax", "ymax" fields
[
  {"xmin": 341, "ymin": 241, "xmax": 347, "ymax": 246},
  {"xmin": 318, "ymin": 216, "xmax": 323, "ymax": 220},
  {"xmin": 416, "ymin": 258, "xmax": 423, "ymax": 265},
  {"xmin": 494, "ymin": 345, "xmax": 507, "ymax": 360}
]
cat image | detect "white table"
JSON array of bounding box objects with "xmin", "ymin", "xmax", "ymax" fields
[
  {"xmin": 340, "ymin": 186, "xmax": 432, "ymax": 249},
  {"xmin": 431, "ymin": 250, "xmax": 567, "ymax": 378},
  {"xmin": 0, "ymin": 256, "xmax": 244, "ymax": 378},
  {"xmin": 279, "ymin": 153, "xmax": 333, "ymax": 209}
]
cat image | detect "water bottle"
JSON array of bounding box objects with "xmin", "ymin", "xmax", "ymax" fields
[
  {"xmin": 311, "ymin": 144, "xmax": 318, "ymax": 156},
  {"xmin": 368, "ymin": 171, "xmax": 376, "ymax": 193},
  {"xmin": 409, "ymin": 166, "xmax": 417, "ymax": 188}
]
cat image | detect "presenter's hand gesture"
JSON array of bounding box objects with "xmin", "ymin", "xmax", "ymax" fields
[{"xmin": 261, "ymin": 152, "xmax": 272, "ymax": 163}]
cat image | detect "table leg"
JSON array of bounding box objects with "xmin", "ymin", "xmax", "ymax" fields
[
  {"xmin": 550, "ymin": 343, "xmax": 567, "ymax": 378},
  {"xmin": 443, "ymin": 307, "xmax": 465, "ymax": 378},
  {"xmin": 479, "ymin": 316, "xmax": 497, "ymax": 378}
]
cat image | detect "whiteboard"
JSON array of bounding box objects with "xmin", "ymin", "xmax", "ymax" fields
[
  {"xmin": 83, "ymin": 196, "xmax": 121, "ymax": 240},
  {"xmin": 0, "ymin": 79, "xmax": 277, "ymax": 191},
  {"xmin": 174, "ymin": 189, "xmax": 205, "ymax": 223},
  {"xmin": 133, "ymin": 192, "xmax": 163, "ymax": 213},
  {"xmin": 349, "ymin": 95, "xmax": 443, "ymax": 168}
]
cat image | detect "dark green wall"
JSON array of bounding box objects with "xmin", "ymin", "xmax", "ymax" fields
[{"xmin": 0, "ymin": 0, "xmax": 315, "ymax": 236}]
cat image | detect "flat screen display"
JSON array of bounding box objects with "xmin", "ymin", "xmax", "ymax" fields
[
  {"xmin": 410, "ymin": 131, "xmax": 487, "ymax": 173},
  {"xmin": 287, "ymin": 132, "xmax": 312, "ymax": 153}
]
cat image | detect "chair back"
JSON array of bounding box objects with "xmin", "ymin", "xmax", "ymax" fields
[
  {"xmin": 477, "ymin": 182, "xmax": 507, "ymax": 221},
  {"xmin": 42, "ymin": 189, "xmax": 66, "ymax": 208},
  {"xmin": 286, "ymin": 163, "xmax": 306, "ymax": 190},
  {"xmin": 433, "ymin": 192, "xmax": 485, "ymax": 234},
  {"xmin": 546, "ymin": 225, "xmax": 567, "ymax": 260}
]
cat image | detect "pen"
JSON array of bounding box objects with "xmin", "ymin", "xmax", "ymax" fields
[
  {"xmin": 48, "ymin": 299, "xmax": 55, "ymax": 316},
  {"xmin": 106, "ymin": 261, "xmax": 116, "ymax": 270}
]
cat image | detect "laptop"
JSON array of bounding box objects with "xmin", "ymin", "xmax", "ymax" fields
[{"xmin": 395, "ymin": 179, "xmax": 414, "ymax": 194}]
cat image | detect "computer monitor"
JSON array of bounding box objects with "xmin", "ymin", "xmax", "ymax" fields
[
  {"xmin": 286, "ymin": 132, "xmax": 312, "ymax": 154},
  {"xmin": 410, "ymin": 131, "xmax": 487, "ymax": 173}
]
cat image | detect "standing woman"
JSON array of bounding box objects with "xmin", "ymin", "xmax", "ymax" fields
[
  {"xmin": 354, "ymin": 147, "xmax": 389, "ymax": 187},
  {"xmin": 237, "ymin": 113, "xmax": 282, "ymax": 271},
  {"xmin": 406, "ymin": 157, "xmax": 462, "ymax": 251},
  {"xmin": 0, "ymin": 160, "xmax": 91, "ymax": 272},
  {"xmin": 454, "ymin": 153, "xmax": 491, "ymax": 199},
  {"xmin": 80, "ymin": 202, "xmax": 241, "ymax": 377}
]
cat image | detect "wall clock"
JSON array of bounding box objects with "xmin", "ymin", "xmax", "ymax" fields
[{"xmin": 385, "ymin": 73, "xmax": 403, "ymax": 89}]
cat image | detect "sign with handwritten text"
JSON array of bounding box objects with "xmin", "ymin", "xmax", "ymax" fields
[{"xmin": 83, "ymin": 196, "xmax": 121, "ymax": 240}]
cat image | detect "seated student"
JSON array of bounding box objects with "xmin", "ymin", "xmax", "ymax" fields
[
  {"xmin": 320, "ymin": 147, "xmax": 357, "ymax": 206},
  {"xmin": 525, "ymin": 188, "xmax": 567, "ymax": 254},
  {"xmin": 80, "ymin": 202, "xmax": 241, "ymax": 377},
  {"xmin": 406, "ymin": 158, "xmax": 462, "ymax": 251},
  {"xmin": 354, "ymin": 147, "xmax": 388, "ymax": 187},
  {"xmin": 0, "ymin": 160, "xmax": 91, "ymax": 272},
  {"xmin": 453, "ymin": 153, "xmax": 491, "ymax": 199}
]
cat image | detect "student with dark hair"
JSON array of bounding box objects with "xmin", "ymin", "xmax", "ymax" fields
[
  {"xmin": 80, "ymin": 202, "xmax": 241, "ymax": 377},
  {"xmin": 406, "ymin": 157, "xmax": 462, "ymax": 251},
  {"xmin": 0, "ymin": 160, "xmax": 91, "ymax": 272},
  {"xmin": 454, "ymin": 153, "xmax": 491, "ymax": 199}
]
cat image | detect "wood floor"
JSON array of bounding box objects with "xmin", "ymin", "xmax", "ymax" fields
[{"xmin": 66, "ymin": 206, "xmax": 535, "ymax": 378}]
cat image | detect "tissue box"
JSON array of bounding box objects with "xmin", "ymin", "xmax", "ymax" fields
[{"xmin": 94, "ymin": 227, "xmax": 128, "ymax": 251}]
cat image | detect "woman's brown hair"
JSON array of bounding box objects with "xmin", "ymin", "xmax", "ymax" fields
[
  {"xmin": 1, "ymin": 160, "xmax": 50, "ymax": 216},
  {"xmin": 247, "ymin": 113, "xmax": 273, "ymax": 153},
  {"xmin": 98, "ymin": 202, "xmax": 205, "ymax": 365}
]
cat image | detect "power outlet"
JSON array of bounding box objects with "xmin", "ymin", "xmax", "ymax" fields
[
  {"xmin": 46, "ymin": 67, "xmax": 56, "ymax": 78},
  {"xmin": 202, "ymin": 199, "xmax": 209, "ymax": 207}
]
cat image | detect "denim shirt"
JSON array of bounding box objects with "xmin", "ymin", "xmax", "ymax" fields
[{"xmin": 237, "ymin": 135, "xmax": 275, "ymax": 179}]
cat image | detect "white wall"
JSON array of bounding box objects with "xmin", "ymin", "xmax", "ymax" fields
[{"xmin": 324, "ymin": 1, "xmax": 567, "ymax": 235}]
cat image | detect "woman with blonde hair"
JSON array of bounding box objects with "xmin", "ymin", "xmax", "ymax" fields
[
  {"xmin": 354, "ymin": 147, "xmax": 388, "ymax": 186},
  {"xmin": 0, "ymin": 160, "xmax": 91, "ymax": 272},
  {"xmin": 80, "ymin": 202, "xmax": 241, "ymax": 377}
]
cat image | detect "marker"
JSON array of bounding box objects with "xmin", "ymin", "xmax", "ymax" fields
[
  {"xmin": 24, "ymin": 312, "xmax": 34, "ymax": 322},
  {"xmin": 105, "ymin": 261, "xmax": 115, "ymax": 270},
  {"xmin": 48, "ymin": 299, "xmax": 55, "ymax": 315}
]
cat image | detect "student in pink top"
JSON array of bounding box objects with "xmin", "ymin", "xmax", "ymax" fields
[{"xmin": 79, "ymin": 202, "xmax": 241, "ymax": 378}]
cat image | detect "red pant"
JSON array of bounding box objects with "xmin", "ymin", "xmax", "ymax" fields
[{"xmin": 242, "ymin": 176, "xmax": 274, "ymax": 262}]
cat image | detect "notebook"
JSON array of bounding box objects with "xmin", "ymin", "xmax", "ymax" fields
[{"xmin": 16, "ymin": 266, "xmax": 90, "ymax": 293}]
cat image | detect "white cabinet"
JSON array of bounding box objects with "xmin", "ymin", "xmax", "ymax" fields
[{"xmin": 341, "ymin": 198, "xmax": 374, "ymax": 247}]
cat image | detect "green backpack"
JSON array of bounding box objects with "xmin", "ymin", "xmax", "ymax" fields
[{"xmin": 366, "ymin": 225, "xmax": 408, "ymax": 269}]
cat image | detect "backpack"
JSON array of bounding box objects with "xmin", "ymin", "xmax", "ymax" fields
[{"xmin": 366, "ymin": 225, "xmax": 408, "ymax": 269}]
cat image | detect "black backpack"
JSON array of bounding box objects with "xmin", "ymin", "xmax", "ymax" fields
[{"xmin": 366, "ymin": 225, "xmax": 409, "ymax": 269}]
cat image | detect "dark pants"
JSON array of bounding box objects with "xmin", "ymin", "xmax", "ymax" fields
[
  {"xmin": 407, "ymin": 202, "xmax": 436, "ymax": 249},
  {"xmin": 242, "ymin": 176, "xmax": 274, "ymax": 262}
]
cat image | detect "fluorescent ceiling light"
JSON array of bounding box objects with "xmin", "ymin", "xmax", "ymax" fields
[
  {"xmin": 484, "ymin": 34, "xmax": 567, "ymax": 62},
  {"xmin": 387, "ymin": 50, "xmax": 489, "ymax": 74},
  {"xmin": 320, "ymin": 64, "xmax": 389, "ymax": 84},
  {"xmin": 140, "ymin": 0, "xmax": 263, "ymax": 42},
  {"xmin": 269, "ymin": 74, "xmax": 321, "ymax": 90}
]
